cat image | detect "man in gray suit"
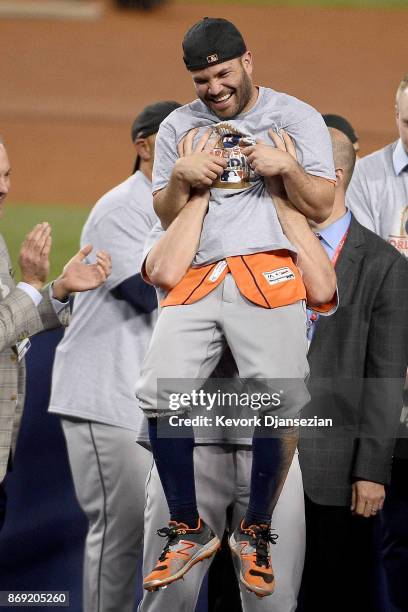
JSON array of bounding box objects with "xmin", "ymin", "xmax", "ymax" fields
[
  {"xmin": 299, "ymin": 129, "xmax": 408, "ymax": 611},
  {"xmin": 0, "ymin": 137, "xmax": 111, "ymax": 532},
  {"xmin": 346, "ymin": 75, "xmax": 408, "ymax": 610}
]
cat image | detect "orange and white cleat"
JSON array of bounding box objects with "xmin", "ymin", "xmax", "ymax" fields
[
  {"xmin": 143, "ymin": 518, "xmax": 220, "ymax": 591},
  {"xmin": 229, "ymin": 520, "xmax": 278, "ymax": 598}
]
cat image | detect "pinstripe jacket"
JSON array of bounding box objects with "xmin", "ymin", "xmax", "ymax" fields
[{"xmin": 0, "ymin": 232, "xmax": 70, "ymax": 482}]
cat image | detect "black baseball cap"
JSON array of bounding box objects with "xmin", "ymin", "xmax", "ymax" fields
[
  {"xmin": 183, "ymin": 17, "xmax": 247, "ymax": 72},
  {"xmin": 131, "ymin": 100, "xmax": 181, "ymax": 172},
  {"xmin": 322, "ymin": 114, "xmax": 358, "ymax": 145}
]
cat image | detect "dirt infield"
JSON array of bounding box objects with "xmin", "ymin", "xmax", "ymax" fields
[{"xmin": 1, "ymin": 1, "xmax": 407, "ymax": 205}]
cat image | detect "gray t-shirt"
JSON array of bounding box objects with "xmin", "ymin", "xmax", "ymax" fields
[
  {"xmin": 347, "ymin": 140, "xmax": 408, "ymax": 258},
  {"xmin": 49, "ymin": 171, "xmax": 158, "ymax": 432},
  {"xmin": 153, "ymin": 86, "xmax": 335, "ymax": 266}
]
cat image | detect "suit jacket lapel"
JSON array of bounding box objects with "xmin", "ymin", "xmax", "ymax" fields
[{"xmin": 334, "ymin": 216, "xmax": 365, "ymax": 304}]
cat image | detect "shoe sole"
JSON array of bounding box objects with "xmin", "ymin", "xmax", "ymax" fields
[
  {"xmin": 144, "ymin": 536, "xmax": 221, "ymax": 591},
  {"xmin": 229, "ymin": 533, "xmax": 275, "ymax": 598}
]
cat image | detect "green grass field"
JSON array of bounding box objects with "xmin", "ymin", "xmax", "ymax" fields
[{"xmin": 1, "ymin": 203, "xmax": 90, "ymax": 281}]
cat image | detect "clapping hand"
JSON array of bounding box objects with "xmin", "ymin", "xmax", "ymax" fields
[
  {"xmin": 19, "ymin": 222, "xmax": 52, "ymax": 290},
  {"xmin": 52, "ymin": 244, "xmax": 112, "ymax": 301}
]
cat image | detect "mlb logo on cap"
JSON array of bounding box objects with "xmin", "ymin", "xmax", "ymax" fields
[{"xmin": 183, "ymin": 17, "xmax": 247, "ymax": 71}]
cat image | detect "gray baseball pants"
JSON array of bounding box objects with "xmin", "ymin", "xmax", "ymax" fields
[
  {"xmin": 136, "ymin": 274, "xmax": 309, "ymax": 418},
  {"xmin": 61, "ymin": 417, "xmax": 153, "ymax": 612},
  {"xmin": 139, "ymin": 446, "xmax": 305, "ymax": 612}
]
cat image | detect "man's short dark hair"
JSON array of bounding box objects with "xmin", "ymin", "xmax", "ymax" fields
[{"xmin": 323, "ymin": 114, "xmax": 358, "ymax": 145}]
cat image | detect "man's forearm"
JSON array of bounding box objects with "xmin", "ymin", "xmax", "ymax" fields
[
  {"xmin": 146, "ymin": 193, "xmax": 208, "ymax": 290},
  {"xmin": 279, "ymin": 161, "xmax": 334, "ymax": 223},
  {"xmin": 245, "ymin": 137, "xmax": 334, "ymax": 223},
  {"xmin": 273, "ymin": 197, "xmax": 336, "ymax": 305},
  {"xmin": 153, "ymin": 172, "xmax": 191, "ymax": 230}
]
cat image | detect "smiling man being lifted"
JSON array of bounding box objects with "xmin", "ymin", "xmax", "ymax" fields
[{"xmin": 137, "ymin": 17, "xmax": 337, "ymax": 598}]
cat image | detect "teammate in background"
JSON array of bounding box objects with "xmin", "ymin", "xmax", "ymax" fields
[
  {"xmin": 138, "ymin": 129, "xmax": 336, "ymax": 612},
  {"xmin": 322, "ymin": 113, "xmax": 360, "ymax": 157},
  {"xmin": 137, "ymin": 17, "xmax": 336, "ymax": 598},
  {"xmin": 346, "ymin": 74, "xmax": 408, "ymax": 612},
  {"xmin": 347, "ymin": 74, "xmax": 408, "ymax": 255},
  {"xmin": 48, "ymin": 102, "xmax": 180, "ymax": 612},
  {"xmin": 0, "ymin": 137, "xmax": 111, "ymax": 533}
]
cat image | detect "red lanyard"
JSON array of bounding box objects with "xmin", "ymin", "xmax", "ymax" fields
[{"xmin": 330, "ymin": 228, "xmax": 349, "ymax": 267}]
